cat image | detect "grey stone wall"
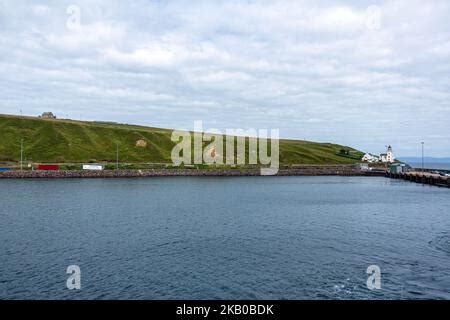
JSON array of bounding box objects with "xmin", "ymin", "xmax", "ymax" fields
[{"xmin": 0, "ymin": 167, "xmax": 382, "ymax": 179}]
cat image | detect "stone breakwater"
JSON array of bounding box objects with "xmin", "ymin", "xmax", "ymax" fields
[{"xmin": 0, "ymin": 167, "xmax": 384, "ymax": 179}]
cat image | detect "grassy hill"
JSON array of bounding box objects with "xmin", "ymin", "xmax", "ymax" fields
[{"xmin": 0, "ymin": 114, "xmax": 363, "ymax": 166}]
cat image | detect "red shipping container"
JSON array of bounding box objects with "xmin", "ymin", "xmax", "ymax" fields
[{"xmin": 37, "ymin": 164, "xmax": 59, "ymax": 170}]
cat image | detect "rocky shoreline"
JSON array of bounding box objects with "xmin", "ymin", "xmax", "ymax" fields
[{"xmin": 0, "ymin": 167, "xmax": 385, "ymax": 179}]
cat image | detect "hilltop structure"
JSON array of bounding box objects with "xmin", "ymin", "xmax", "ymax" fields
[
  {"xmin": 39, "ymin": 112, "xmax": 56, "ymax": 119},
  {"xmin": 362, "ymin": 145, "xmax": 395, "ymax": 163}
]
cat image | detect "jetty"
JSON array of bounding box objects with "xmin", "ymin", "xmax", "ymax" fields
[{"xmin": 386, "ymin": 171, "xmax": 450, "ymax": 188}]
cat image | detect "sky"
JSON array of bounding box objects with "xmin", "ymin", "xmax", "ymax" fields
[{"xmin": 0, "ymin": 0, "xmax": 449, "ymax": 157}]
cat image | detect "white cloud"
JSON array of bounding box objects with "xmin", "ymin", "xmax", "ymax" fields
[{"xmin": 46, "ymin": 22, "xmax": 125, "ymax": 51}]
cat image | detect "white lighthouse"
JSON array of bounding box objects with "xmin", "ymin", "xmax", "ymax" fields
[
  {"xmin": 387, "ymin": 145, "xmax": 394, "ymax": 162},
  {"xmin": 381, "ymin": 145, "xmax": 395, "ymax": 163},
  {"xmin": 377, "ymin": 145, "xmax": 395, "ymax": 163}
]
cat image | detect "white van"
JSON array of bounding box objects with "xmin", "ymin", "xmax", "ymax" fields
[{"xmin": 82, "ymin": 164, "xmax": 104, "ymax": 171}]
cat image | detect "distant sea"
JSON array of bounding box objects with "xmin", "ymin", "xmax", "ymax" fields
[
  {"xmin": 407, "ymin": 162, "xmax": 450, "ymax": 170},
  {"xmin": 398, "ymin": 157, "xmax": 450, "ymax": 171}
]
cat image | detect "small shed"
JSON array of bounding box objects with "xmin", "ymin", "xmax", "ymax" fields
[
  {"xmin": 354, "ymin": 163, "xmax": 370, "ymax": 171},
  {"xmin": 390, "ymin": 163, "xmax": 407, "ymax": 174}
]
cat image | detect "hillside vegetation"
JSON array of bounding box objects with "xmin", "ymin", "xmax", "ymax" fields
[{"xmin": 0, "ymin": 114, "xmax": 364, "ymax": 166}]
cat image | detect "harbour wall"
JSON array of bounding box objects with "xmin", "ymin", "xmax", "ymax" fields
[{"xmin": 0, "ymin": 167, "xmax": 384, "ymax": 179}]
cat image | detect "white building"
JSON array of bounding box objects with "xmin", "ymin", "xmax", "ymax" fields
[
  {"xmin": 362, "ymin": 153, "xmax": 379, "ymax": 163},
  {"xmin": 362, "ymin": 146, "xmax": 395, "ymax": 163}
]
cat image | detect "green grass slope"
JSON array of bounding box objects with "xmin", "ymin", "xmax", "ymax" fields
[{"xmin": 0, "ymin": 114, "xmax": 363, "ymax": 165}]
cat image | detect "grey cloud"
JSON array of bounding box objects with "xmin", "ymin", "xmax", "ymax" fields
[{"xmin": 0, "ymin": 0, "xmax": 449, "ymax": 156}]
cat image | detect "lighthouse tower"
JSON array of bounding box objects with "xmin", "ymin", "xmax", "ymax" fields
[{"xmin": 386, "ymin": 145, "xmax": 395, "ymax": 163}]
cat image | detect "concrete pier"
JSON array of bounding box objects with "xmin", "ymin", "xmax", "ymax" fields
[{"xmin": 387, "ymin": 171, "xmax": 450, "ymax": 188}]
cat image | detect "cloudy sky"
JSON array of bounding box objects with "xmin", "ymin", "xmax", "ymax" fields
[{"xmin": 1, "ymin": 0, "xmax": 449, "ymax": 156}]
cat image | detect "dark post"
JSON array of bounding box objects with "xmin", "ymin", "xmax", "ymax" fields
[
  {"xmin": 116, "ymin": 143, "xmax": 119, "ymax": 170},
  {"xmin": 421, "ymin": 142, "xmax": 424, "ymax": 173},
  {"xmin": 20, "ymin": 139, "xmax": 23, "ymax": 171}
]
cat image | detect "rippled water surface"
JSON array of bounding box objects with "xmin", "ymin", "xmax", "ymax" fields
[{"xmin": 1, "ymin": 176, "xmax": 449, "ymax": 299}]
